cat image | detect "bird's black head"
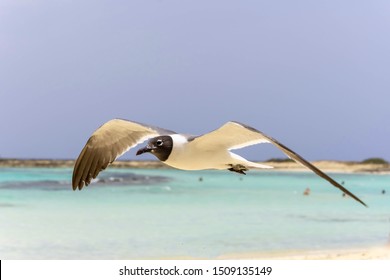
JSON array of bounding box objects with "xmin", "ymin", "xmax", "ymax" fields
[{"xmin": 136, "ymin": 135, "xmax": 173, "ymax": 161}]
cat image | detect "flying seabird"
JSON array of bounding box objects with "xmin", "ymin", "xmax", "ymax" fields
[{"xmin": 72, "ymin": 119, "xmax": 367, "ymax": 207}]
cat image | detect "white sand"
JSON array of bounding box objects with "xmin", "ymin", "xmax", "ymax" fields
[{"xmin": 217, "ymin": 245, "xmax": 390, "ymax": 260}]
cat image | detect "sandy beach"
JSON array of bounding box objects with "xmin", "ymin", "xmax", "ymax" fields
[
  {"xmin": 1, "ymin": 159, "xmax": 389, "ymax": 174},
  {"xmin": 217, "ymin": 245, "xmax": 390, "ymax": 260}
]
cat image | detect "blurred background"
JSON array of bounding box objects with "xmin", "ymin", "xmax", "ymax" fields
[{"xmin": 1, "ymin": 0, "xmax": 389, "ymax": 161}]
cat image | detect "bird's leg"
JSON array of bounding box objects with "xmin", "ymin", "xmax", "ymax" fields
[{"xmin": 227, "ymin": 164, "xmax": 248, "ymax": 175}]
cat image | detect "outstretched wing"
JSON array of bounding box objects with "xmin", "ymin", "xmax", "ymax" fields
[
  {"xmin": 72, "ymin": 119, "xmax": 175, "ymax": 190},
  {"xmin": 190, "ymin": 121, "xmax": 367, "ymax": 207}
]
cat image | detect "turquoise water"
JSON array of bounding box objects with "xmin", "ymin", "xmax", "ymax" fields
[{"xmin": 0, "ymin": 167, "xmax": 389, "ymax": 259}]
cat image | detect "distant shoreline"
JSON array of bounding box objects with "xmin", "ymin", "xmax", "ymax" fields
[{"xmin": 1, "ymin": 158, "xmax": 389, "ymax": 174}]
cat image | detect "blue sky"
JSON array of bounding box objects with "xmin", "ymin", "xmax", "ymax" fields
[{"xmin": 1, "ymin": 0, "xmax": 389, "ymax": 161}]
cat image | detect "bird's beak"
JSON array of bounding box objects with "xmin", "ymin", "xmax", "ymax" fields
[{"xmin": 136, "ymin": 145, "xmax": 153, "ymax": 156}]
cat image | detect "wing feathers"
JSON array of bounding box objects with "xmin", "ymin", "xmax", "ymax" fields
[
  {"xmin": 232, "ymin": 121, "xmax": 367, "ymax": 207},
  {"xmin": 190, "ymin": 121, "xmax": 269, "ymax": 150},
  {"xmin": 72, "ymin": 119, "xmax": 175, "ymax": 190},
  {"xmin": 256, "ymin": 131, "xmax": 367, "ymax": 207},
  {"xmin": 192, "ymin": 121, "xmax": 366, "ymax": 207}
]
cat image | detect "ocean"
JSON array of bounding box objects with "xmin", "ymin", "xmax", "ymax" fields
[{"xmin": 0, "ymin": 167, "xmax": 389, "ymax": 259}]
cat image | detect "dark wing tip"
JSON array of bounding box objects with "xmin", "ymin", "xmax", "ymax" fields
[
  {"xmin": 72, "ymin": 180, "xmax": 85, "ymax": 191},
  {"xmin": 279, "ymin": 145, "xmax": 368, "ymax": 207},
  {"xmin": 238, "ymin": 122, "xmax": 368, "ymax": 207},
  {"xmin": 72, "ymin": 146, "xmax": 86, "ymax": 190},
  {"xmin": 72, "ymin": 143, "xmax": 113, "ymax": 191},
  {"xmin": 285, "ymin": 152, "xmax": 368, "ymax": 207},
  {"xmin": 72, "ymin": 169, "xmax": 85, "ymax": 190},
  {"xmin": 341, "ymin": 188, "xmax": 368, "ymax": 207},
  {"xmin": 72, "ymin": 140, "xmax": 101, "ymax": 191},
  {"xmin": 72, "ymin": 177, "xmax": 86, "ymax": 191}
]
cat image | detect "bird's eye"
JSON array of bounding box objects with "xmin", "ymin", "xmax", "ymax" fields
[{"xmin": 156, "ymin": 139, "xmax": 163, "ymax": 146}]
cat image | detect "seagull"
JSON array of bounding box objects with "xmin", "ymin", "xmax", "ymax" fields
[{"xmin": 72, "ymin": 119, "xmax": 367, "ymax": 207}]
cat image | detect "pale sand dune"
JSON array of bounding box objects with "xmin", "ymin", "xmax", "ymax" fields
[{"xmin": 217, "ymin": 245, "xmax": 390, "ymax": 260}]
